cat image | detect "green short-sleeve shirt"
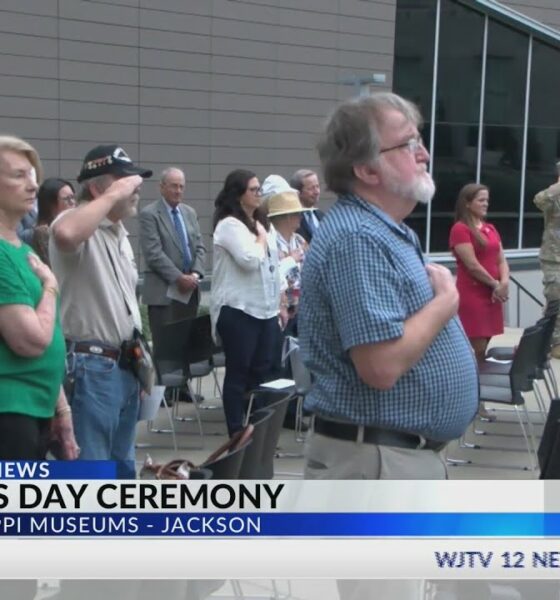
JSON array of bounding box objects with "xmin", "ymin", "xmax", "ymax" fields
[{"xmin": 0, "ymin": 240, "xmax": 65, "ymax": 418}]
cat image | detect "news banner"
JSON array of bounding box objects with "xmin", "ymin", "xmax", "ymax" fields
[{"xmin": 2, "ymin": 460, "xmax": 560, "ymax": 579}]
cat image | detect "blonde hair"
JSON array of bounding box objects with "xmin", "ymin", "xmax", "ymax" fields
[{"xmin": 0, "ymin": 135, "xmax": 43, "ymax": 183}]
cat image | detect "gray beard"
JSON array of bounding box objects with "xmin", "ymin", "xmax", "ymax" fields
[
  {"xmin": 386, "ymin": 173, "xmax": 436, "ymax": 205},
  {"xmin": 414, "ymin": 174, "xmax": 436, "ymax": 205}
]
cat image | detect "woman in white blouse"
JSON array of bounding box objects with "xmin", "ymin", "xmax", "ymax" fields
[{"xmin": 211, "ymin": 169, "xmax": 281, "ymax": 436}]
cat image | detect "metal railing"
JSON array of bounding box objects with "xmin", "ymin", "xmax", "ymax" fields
[{"xmin": 510, "ymin": 274, "xmax": 543, "ymax": 327}]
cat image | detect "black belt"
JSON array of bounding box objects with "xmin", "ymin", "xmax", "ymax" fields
[
  {"xmin": 67, "ymin": 341, "xmax": 120, "ymax": 361},
  {"xmin": 313, "ymin": 416, "xmax": 446, "ymax": 451}
]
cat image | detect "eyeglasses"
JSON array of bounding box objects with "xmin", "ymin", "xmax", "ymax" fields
[
  {"xmin": 379, "ymin": 136, "xmax": 425, "ymax": 155},
  {"xmin": 248, "ymin": 186, "xmax": 261, "ymax": 195},
  {"xmin": 60, "ymin": 194, "xmax": 76, "ymax": 206}
]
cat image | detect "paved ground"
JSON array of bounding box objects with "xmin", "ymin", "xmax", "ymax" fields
[
  {"xmin": 134, "ymin": 326, "xmax": 551, "ymax": 480},
  {"xmin": 31, "ymin": 327, "xmax": 554, "ymax": 599}
]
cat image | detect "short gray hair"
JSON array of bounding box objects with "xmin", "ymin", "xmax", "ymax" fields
[
  {"xmin": 78, "ymin": 173, "xmax": 114, "ymax": 202},
  {"xmin": 0, "ymin": 135, "xmax": 43, "ymax": 182},
  {"xmin": 317, "ymin": 92, "xmax": 422, "ymax": 196},
  {"xmin": 289, "ymin": 169, "xmax": 317, "ymax": 192},
  {"xmin": 160, "ymin": 166, "xmax": 184, "ymax": 183}
]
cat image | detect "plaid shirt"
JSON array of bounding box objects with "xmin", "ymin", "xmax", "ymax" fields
[{"xmin": 299, "ymin": 194, "xmax": 478, "ymax": 442}]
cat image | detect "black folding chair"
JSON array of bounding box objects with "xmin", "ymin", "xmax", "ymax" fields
[
  {"xmin": 238, "ymin": 408, "xmax": 274, "ymax": 479},
  {"xmin": 202, "ymin": 440, "xmax": 251, "ymax": 480},
  {"xmin": 258, "ymin": 395, "xmax": 293, "ymax": 479},
  {"xmin": 149, "ymin": 314, "xmax": 221, "ymax": 448},
  {"xmin": 449, "ymin": 325, "xmax": 543, "ymax": 473},
  {"xmin": 486, "ymin": 300, "xmax": 560, "ymax": 400}
]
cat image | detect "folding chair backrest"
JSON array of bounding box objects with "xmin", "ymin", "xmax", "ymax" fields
[
  {"xmin": 538, "ymin": 398, "xmax": 560, "ymax": 476},
  {"xmin": 186, "ymin": 314, "xmax": 214, "ymax": 365},
  {"xmin": 202, "ymin": 439, "xmax": 251, "ymax": 480},
  {"xmin": 536, "ymin": 314, "xmax": 556, "ymax": 368},
  {"xmin": 157, "ymin": 314, "xmax": 214, "ymax": 379},
  {"xmin": 238, "ymin": 409, "xmax": 274, "ymax": 479},
  {"xmin": 258, "ymin": 395, "xmax": 292, "ymax": 479},
  {"xmin": 510, "ymin": 325, "xmax": 545, "ymax": 398},
  {"xmin": 154, "ymin": 318, "xmax": 193, "ymax": 380},
  {"xmin": 284, "ymin": 337, "xmax": 313, "ymax": 396}
]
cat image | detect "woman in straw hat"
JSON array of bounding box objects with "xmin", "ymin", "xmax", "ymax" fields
[{"xmin": 262, "ymin": 174, "xmax": 311, "ymax": 336}]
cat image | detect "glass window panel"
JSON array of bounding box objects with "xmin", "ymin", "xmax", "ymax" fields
[
  {"xmin": 484, "ymin": 21, "xmax": 528, "ymax": 127},
  {"xmin": 487, "ymin": 216, "xmax": 519, "ymax": 249},
  {"xmin": 480, "ymin": 21, "xmax": 528, "ymax": 249},
  {"xmin": 480, "ymin": 125, "xmax": 524, "ymax": 248},
  {"xmin": 430, "ymin": 1, "xmax": 485, "ymax": 252},
  {"xmin": 527, "ymin": 41, "xmax": 560, "ymax": 129},
  {"xmin": 393, "ymin": 0, "xmax": 437, "ymax": 118},
  {"xmin": 394, "ymin": 0, "xmax": 437, "ymax": 251},
  {"xmin": 431, "ymin": 124, "xmax": 478, "ymax": 252},
  {"xmin": 436, "ymin": 1, "xmax": 485, "ymax": 125},
  {"xmin": 523, "ymin": 41, "xmax": 560, "ymax": 248}
]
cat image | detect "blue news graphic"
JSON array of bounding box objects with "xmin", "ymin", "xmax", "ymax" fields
[
  {"xmin": 0, "ymin": 461, "xmax": 117, "ymax": 479},
  {"xmin": 0, "ymin": 512, "xmax": 557, "ymax": 537}
]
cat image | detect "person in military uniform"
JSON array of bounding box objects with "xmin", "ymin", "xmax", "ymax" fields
[{"xmin": 534, "ymin": 161, "xmax": 560, "ymax": 358}]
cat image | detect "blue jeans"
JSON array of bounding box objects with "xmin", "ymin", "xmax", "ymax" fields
[{"xmin": 67, "ymin": 352, "xmax": 140, "ymax": 478}]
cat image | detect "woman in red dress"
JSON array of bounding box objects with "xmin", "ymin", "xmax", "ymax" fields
[{"xmin": 449, "ymin": 183, "xmax": 510, "ymax": 362}]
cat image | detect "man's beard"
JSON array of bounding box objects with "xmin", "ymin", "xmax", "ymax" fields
[
  {"xmin": 118, "ymin": 194, "xmax": 139, "ymax": 219},
  {"xmin": 385, "ymin": 171, "xmax": 436, "ymax": 205}
]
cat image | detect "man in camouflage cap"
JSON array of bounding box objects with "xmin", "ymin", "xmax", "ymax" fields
[{"xmin": 534, "ymin": 161, "xmax": 560, "ymax": 358}]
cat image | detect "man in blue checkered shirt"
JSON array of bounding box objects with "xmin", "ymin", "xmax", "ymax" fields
[{"xmin": 299, "ymin": 92, "xmax": 478, "ymax": 479}]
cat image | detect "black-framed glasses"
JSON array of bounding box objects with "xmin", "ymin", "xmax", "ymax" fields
[
  {"xmin": 248, "ymin": 186, "xmax": 262, "ymax": 195},
  {"xmin": 379, "ymin": 136, "xmax": 425, "ymax": 155}
]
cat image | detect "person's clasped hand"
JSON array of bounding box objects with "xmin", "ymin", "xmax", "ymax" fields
[{"xmin": 492, "ymin": 281, "xmax": 509, "ymax": 303}]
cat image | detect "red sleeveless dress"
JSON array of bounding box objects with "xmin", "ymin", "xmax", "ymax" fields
[{"xmin": 449, "ymin": 221, "xmax": 504, "ymax": 338}]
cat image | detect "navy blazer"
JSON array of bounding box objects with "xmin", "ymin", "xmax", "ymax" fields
[{"xmin": 297, "ymin": 209, "xmax": 325, "ymax": 243}]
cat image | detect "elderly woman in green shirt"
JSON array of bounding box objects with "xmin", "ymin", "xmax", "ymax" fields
[{"xmin": 0, "ymin": 135, "xmax": 78, "ymax": 460}]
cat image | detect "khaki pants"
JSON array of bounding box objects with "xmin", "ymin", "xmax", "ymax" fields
[{"xmin": 304, "ymin": 431, "xmax": 448, "ymax": 480}]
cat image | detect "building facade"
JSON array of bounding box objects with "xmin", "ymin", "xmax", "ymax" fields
[
  {"xmin": 0, "ymin": 0, "xmax": 558, "ymax": 265},
  {"xmin": 395, "ymin": 0, "xmax": 560, "ymax": 254}
]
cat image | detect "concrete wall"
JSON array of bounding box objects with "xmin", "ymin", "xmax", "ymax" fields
[{"xmin": 0, "ymin": 0, "xmax": 396, "ymax": 266}]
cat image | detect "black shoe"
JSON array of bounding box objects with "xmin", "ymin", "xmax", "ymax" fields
[
  {"xmin": 164, "ymin": 388, "xmax": 204, "ymax": 404},
  {"xmin": 283, "ymin": 414, "xmax": 308, "ymax": 432},
  {"xmin": 177, "ymin": 389, "xmax": 204, "ymax": 403}
]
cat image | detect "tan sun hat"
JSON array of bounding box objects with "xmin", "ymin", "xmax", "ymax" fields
[{"xmin": 262, "ymin": 174, "xmax": 312, "ymax": 218}]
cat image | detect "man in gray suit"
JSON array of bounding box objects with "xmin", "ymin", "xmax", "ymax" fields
[{"xmin": 139, "ymin": 167, "xmax": 206, "ymax": 358}]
